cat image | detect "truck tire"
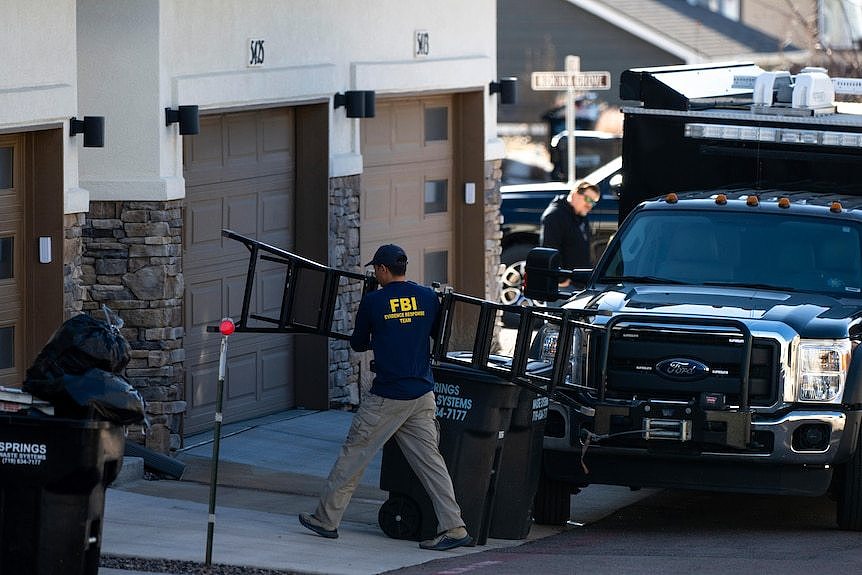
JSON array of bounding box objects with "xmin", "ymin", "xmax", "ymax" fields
[
  {"xmin": 837, "ymin": 427, "xmax": 862, "ymax": 530},
  {"xmin": 532, "ymin": 470, "xmax": 571, "ymax": 525}
]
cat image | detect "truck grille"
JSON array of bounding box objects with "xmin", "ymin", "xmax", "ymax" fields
[{"xmin": 591, "ymin": 326, "xmax": 779, "ymax": 407}]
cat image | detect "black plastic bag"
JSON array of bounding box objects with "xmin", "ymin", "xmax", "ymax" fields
[
  {"xmin": 24, "ymin": 308, "xmax": 131, "ymax": 383},
  {"xmin": 36, "ymin": 368, "xmax": 146, "ymax": 425}
]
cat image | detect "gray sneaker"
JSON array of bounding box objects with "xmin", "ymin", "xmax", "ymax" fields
[{"xmin": 298, "ymin": 512, "xmax": 338, "ymax": 539}]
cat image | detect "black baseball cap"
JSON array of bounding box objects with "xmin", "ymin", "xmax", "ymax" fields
[{"xmin": 365, "ymin": 244, "xmax": 408, "ymax": 267}]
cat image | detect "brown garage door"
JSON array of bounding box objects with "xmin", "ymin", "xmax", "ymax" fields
[
  {"xmin": 0, "ymin": 135, "xmax": 24, "ymax": 387},
  {"xmin": 183, "ymin": 109, "xmax": 296, "ymax": 434},
  {"xmin": 361, "ymin": 96, "xmax": 454, "ymax": 286}
]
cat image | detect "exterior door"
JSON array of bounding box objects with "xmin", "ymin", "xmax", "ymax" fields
[
  {"xmin": 0, "ymin": 135, "xmax": 24, "ymax": 386},
  {"xmin": 183, "ymin": 108, "xmax": 296, "ymax": 434}
]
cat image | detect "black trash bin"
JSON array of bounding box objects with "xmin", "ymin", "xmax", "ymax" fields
[
  {"xmin": 488, "ymin": 387, "xmax": 548, "ymax": 539},
  {"xmin": 0, "ymin": 413, "xmax": 124, "ymax": 575},
  {"xmin": 378, "ymin": 363, "xmax": 519, "ymax": 545}
]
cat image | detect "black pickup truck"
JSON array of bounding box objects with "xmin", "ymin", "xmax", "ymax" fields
[{"xmin": 523, "ymin": 62, "xmax": 862, "ymax": 530}]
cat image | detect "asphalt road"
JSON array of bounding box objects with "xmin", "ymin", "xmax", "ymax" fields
[{"xmin": 383, "ymin": 488, "xmax": 861, "ymax": 575}]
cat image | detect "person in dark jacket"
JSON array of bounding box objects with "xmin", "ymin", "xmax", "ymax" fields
[
  {"xmin": 540, "ymin": 181, "xmax": 600, "ymax": 287},
  {"xmin": 299, "ymin": 244, "xmax": 471, "ymax": 551}
]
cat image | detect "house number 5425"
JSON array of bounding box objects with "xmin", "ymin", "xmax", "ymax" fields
[{"xmin": 248, "ymin": 39, "xmax": 265, "ymax": 67}]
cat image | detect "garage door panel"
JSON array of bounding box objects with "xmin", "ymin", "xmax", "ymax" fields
[
  {"xmin": 393, "ymin": 176, "xmax": 423, "ymax": 226},
  {"xmin": 189, "ymin": 360, "xmax": 219, "ymax": 406},
  {"xmin": 259, "ymin": 267, "xmax": 288, "ymax": 314},
  {"xmin": 393, "ymin": 102, "xmax": 423, "ymax": 153},
  {"xmin": 184, "ymin": 108, "xmax": 296, "ymax": 435},
  {"xmin": 261, "ymin": 190, "xmax": 292, "ymax": 234},
  {"xmin": 261, "ymin": 346, "xmax": 291, "ymax": 391},
  {"xmin": 362, "ymin": 105, "xmax": 393, "ymax": 159},
  {"xmin": 227, "ymin": 352, "xmax": 258, "ymax": 399},
  {"xmin": 360, "ymin": 170, "xmax": 392, "ymax": 231},
  {"xmin": 363, "ymin": 98, "xmax": 453, "ymax": 167},
  {"xmin": 188, "ymin": 279, "xmax": 222, "ymax": 332},
  {"xmin": 226, "ymin": 113, "xmax": 258, "ymax": 163},
  {"xmin": 261, "ymin": 110, "xmax": 295, "ymax": 163},
  {"xmin": 185, "ymin": 117, "xmax": 224, "ymax": 174},
  {"xmin": 225, "ymin": 193, "xmax": 258, "ymax": 236},
  {"xmin": 226, "ymin": 273, "xmax": 253, "ymax": 318},
  {"xmin": 189, "ymin": 198, "xmax": 223, "ymax": 245}
]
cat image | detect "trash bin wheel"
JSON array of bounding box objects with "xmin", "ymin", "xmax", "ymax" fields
[
  {"xmin": 532, "ymin": 471, "xmax": 571, "ymax": 526},
  {"xmin": 378, "ymin": 494, "xmax": 422, "ymax": 540}
]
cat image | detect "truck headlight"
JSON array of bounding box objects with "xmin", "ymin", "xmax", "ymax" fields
[
  {"xmin": 535, "ymin": 323, "xmax": 586, "ymax": 387},
  {"xmin": 796, "ymin": 340, "xmax": 850, "ymax": 403}
]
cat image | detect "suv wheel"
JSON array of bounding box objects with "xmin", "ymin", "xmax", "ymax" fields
[{"xmin": 500, "ymin": 244, "xmax": 545, "ymax": 326}]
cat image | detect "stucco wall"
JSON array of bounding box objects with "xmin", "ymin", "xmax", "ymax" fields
[
  {"xmin": 0, "ymin": 0, "xmax": 85, "ymax": 213},
  {"xmin": 75, "ymin": 0, "xmax": 504, "ymax": 203}
]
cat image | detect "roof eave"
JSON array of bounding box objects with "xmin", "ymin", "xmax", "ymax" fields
[{"xmin": 567, "ymin": 0, "xmax": 706, "ymax": 63}]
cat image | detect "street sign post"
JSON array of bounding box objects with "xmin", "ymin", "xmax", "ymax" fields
[{"xmin": 531, "ymin": 56, "xmax": 611, "ymax": 184}]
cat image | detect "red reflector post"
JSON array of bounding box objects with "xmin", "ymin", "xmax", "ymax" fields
[{"xmin": 219, "ymin": 318, "xmax": 236, "ymax": 336}]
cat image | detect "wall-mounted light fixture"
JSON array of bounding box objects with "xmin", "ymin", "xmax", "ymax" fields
[
  {"xmin": 334, "ymin": 91, "xmax": 376, "ymax": 118},
  {"xmin": 165, "ymin": 105, "xmax": 200, "ymax": 135},
  {"xmin": 489, "ymin": 78, "xmax": 518, "ymax": 105},
  {"xmin": 69, "ymin": 116, "xmax": 105, "ymax": 148}
]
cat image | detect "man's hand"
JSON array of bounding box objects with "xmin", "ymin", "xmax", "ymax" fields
[{"xmin": 365, "ymin": 275, "xmax": 379, "ymax": 292}]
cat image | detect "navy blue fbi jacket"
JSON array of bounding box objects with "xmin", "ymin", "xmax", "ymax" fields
[{"xmin": 350, "ymin": 280, "xmax": 440, "ymax": 400}]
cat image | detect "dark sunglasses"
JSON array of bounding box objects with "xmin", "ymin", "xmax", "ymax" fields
[{"xmin": 582, "ymin": 195, "xmax": 598, "ymax": 206}]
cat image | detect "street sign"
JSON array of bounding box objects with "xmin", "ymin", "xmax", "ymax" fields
[
  {"xmin": 532, "ymin": 56, "xmax": 613, "ymax": 184},
  {"xmin": 531, "ymin": 71, "xmax": 611, "ymax": 91}
]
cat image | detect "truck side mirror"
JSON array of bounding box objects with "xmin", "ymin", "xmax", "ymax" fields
[{"xmin": 524, "ymin": 247, "xmax": 562, "ymax": 301}]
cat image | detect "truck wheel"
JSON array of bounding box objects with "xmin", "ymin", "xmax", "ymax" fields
[
  {"xmin": 378, "ymin": 494, "xmax": 422, "ymax": 540},
  {"xmin": 837, "ymin": 427, "xmax": 862, "ymax": 530},
  {"xmin": 532, "ymin": 470, "xmax": 571, "ymax": 526},
  {"xmin": 500, "ymin": 244, "xmax": 544, "ymax": 326}
]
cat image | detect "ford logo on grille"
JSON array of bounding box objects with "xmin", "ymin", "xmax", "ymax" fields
[{"xmin": 655, "ymin": 358, "xmax": 710, "ymax": 381}]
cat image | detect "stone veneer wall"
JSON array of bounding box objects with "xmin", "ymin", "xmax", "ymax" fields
[
  {"xmin": 328, "ymin": 175, "xmax": 363, "ymax": 406},
  {"xmin": 77, "ymin": 201, "xmax": 186, "ymax": 453},
  {"xmin": 485, "ymin": 159, "xmax": 504, "ymax": 306}
]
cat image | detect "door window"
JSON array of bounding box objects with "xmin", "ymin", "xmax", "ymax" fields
[
  {"xmin": 424, "ymin": 179, "xmax": 448, "ymax": 214},
  {"xmin": 424, "ymin": 107, "xmax": 448, "ymax": 142}
]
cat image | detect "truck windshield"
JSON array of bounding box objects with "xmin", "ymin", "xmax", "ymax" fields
[{"xmin": 598, "ymin": 209, "xmax": 862, "ymax": 297}]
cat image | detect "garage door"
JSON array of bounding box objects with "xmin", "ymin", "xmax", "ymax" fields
[
  {"xmin": 361, "ymin": 96, "xmax": 454, "ymax": 286},
  {"xmin": 0, "ymin": 136, "xmax": 24, "ymax": 387},
  {"xmin": 183, "ymin": 109, "xmax": 296, "ymax": 434}
]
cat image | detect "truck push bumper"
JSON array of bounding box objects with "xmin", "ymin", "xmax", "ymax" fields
[
  {"xmin": 590, "ymin": 405, "xmax": 848, "ymax": 463},
  {"xmin": 556, "ymin": 402, "xmax": 849, "ymax": 464},
  {"xmin": 543, "ymin": 446, "xmax": 836, "ymax": 496}
]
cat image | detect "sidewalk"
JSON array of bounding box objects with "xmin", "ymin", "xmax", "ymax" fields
[{"xmin": 100, "ymin": 409, "xmax": 651, "ymax": 574}]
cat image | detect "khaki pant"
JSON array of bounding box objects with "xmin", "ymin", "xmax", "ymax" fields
[{"xmin": 314, "ymin": 391, "xmax": 464, "ymax": 534}]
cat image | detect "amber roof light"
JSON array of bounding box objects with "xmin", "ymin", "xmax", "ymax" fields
[
  {"xmin": 831, "ymin": 201, "xmax": 843, "ymax": 213},
  {"xmin": 778, "ymin": 197, "xmax": 790, "ymax": 208},
  {"xmin": 665, "ymin": 193, "xmax": 678, "ymax": 204},
  {"xmin": 746, "ymin": 195, "xmax": 760, "ymax": 207}
]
